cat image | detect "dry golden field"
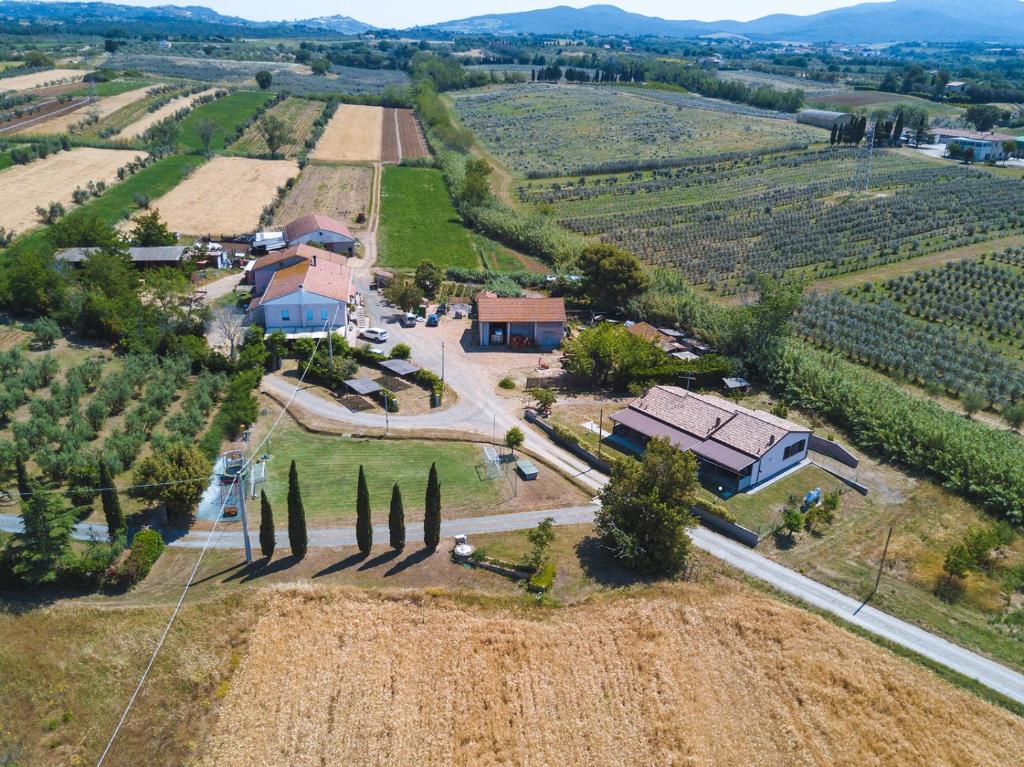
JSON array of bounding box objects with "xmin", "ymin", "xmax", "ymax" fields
[
  {"xmin": 17, "ymin": 85, "xmax": 154, "ymax": 135},
  {"xmin": 0, "ymin": 68, "xmax": 88, "ymax": 92},
  {"xmin": 0, "ymin": 147, "xmax": 144, "ymax": 233},
  {"xmin": 118, "ymin": 87, "xmax": 217, "ymax": 139},
  {"xmin": 199, "ymin": 584, "xmax": 1024, "ymax": 767},
  {"xmin": 275, "ymin": 163, "xmax": 373, "ymax": 229},
  {"xmin": 150, "ymin": 156, "xmax": 297, "ymax": 234},
  {"xmin": 310, "ymin": 103, "xmax": 383, "ymax": 162}
]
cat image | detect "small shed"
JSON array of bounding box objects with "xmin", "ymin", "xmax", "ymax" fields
[
  {"xmin": 516, "ymin": 458, "xmax": 539, "ymax": 480},
  {"xmin": 380, "ymin": 359, "xmax": 421, "ymax": 377},
  {"xmin": 723, "ymin": 377, "xmax": 751, "ymax": 392},
  {"xmin": 344, "ymin": 377, "xmax": 382, "ymax": 396}
]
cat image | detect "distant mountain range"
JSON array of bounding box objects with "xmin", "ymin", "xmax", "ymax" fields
[
  {"xmin": 1, "ymin": 0, "xmax": 1023, "ymax": 43},
  {"xmin": 431, "ymin": 1, "xmax": 1024, "ymax": 44}
]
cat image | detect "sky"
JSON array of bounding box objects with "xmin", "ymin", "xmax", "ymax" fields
[{"xmin": 113, "ymin": 0, "xmax": 888, "ymax": 29}]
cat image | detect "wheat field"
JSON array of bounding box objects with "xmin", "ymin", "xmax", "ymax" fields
[
  {"xmin": 0, "ymin": 68, "xmax": 87, "ymax": 93},
  {"xmin": 18, "ymin": 86, "xmax": 155, "ymax": 135},
  {"xmin": 199, "ymin": 583, "xmax": 1024, "ymax": 767},
  {"xmin": 118, "ymin": 87, "xmax": 218, "ymax": 139},
  {"xmin": 310, "ymin": 103, "xmax": 383, "ymax": 162}
]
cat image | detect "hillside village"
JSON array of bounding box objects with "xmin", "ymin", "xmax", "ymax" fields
[{"xmin": 0, "ymin": 4, "xmax": 1023, "ymax": 765}]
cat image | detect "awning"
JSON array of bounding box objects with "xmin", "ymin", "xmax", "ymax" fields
[
  {"xmin": 344, "ymin": 377, "xmax": 381, "ymax": 395},
  {"xmin": 609, "ymin": 407, "xmax": 703, "ymax": 451},
  {"xmin": 691, "ymin": 439, "xmax": 756, "ymax": 473},
  {"xmin": 380, "ymin": 359, "xmax": 421, "ymax": 377}
]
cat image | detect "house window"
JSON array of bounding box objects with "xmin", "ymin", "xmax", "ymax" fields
[
  {"xmin": 783, "ymin": 439, "xmax": 806, "ymax": 460},
  {"xmin": 281, "ymin": 309, "xmax": 290, "ymax": 322},
  {"xmin": 306, "ymin": 308, "xmax": 314, "ymax": 321},
  {"xmin": 320, "ymin": 308, "xmax": 329, "ymax": 321}
]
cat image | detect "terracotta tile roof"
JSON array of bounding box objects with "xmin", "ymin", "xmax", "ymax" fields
[
  {"xmin": 283, "ymin": 213, "xmax": 354, "ymax": 243},
  {"xmin": 250, "ymin": 257, "xmax": 354, "ymax": 309},
  {"xmin": 626, "ymin": 322, "xmax": 670, "ymax": 344},
  {"xmin": 476, "ymin": 295, "xmax": 566, "ymax": 324},
  {"xmin": 622, "ymin": 386, "xmax": 809, "ymax": 458},
  {"xmin": 251, "ymin": 244, "xmax": 345, "ymax": 274}
]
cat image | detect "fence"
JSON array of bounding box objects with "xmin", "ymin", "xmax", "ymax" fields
[
  {"xmin": 525, "ymin": 373, "xmax": 589, "ymax": 391},
  {"xmin": 809, "ymin": 434, "xmax": 858, "ymax": 468},
  {"xmin": 524, "ymin": 409, "xmax": 612, "ymax": 474}
]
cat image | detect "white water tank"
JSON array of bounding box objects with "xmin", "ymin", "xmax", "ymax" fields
[{"xmin": 452, "ymin": 534, "xmax": 474, "ymax": 562}]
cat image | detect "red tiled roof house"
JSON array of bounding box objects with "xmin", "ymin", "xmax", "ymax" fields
[
  {"xmin": 610, "ymin": 386, "xmax": 812, "ymax": 493},
  {"xmin": 475, "ymin": 293, "xmax": 567, "ymax": 348},
  {"xmin": 248, "ymin": 249, "xmax": 355, "ymax": 333},
  {"xmin": 283, "ymin": 213, "xmax": 356, "ymax": 256}
]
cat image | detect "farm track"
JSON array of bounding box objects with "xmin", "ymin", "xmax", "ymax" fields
[{"xmin": 0, "ymin": 95, "xmax": 92, "ymax": 134}]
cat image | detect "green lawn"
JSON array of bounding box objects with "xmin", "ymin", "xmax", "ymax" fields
[
  {"xmin": 69, "ymin": 78, "xmax": 153, "ymax": 98},
  {"xmin": 378, "ymin": 165, "xmax": 480, "ymax": 270},
  {"xmin": 8, "ymin": 154, "xmax": 204, "ymax": 253},
  {"xmin": 262, "ymin": 424, "xmax": 502, "ymax": 525},
  {"xmin": 176, "ymin": 90, "xmax": 274, "ymax": 155}
]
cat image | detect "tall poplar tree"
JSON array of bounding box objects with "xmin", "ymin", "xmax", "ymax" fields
[
  {"xmin": 259, "ymin": 489, "xmax": 275, "ymax": 559},
  {"xmin": 424, "ymin": 462, "xmax": 441, "ymax": 550},
  {"xmin": 356, "ymin": 465, "xmax": 372, "ymax": 556},
  {"xmin": 388, "ymin": 483, "xmax": 405, "ymax": 551},
  {"xmin": 287, "ymin": 460, "xmax": 307, "ymax": 559}
]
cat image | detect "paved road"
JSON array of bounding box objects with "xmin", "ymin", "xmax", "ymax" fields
[{"xmin": 3, "ymin": 507, "xmax": 1022, "ymax": 705}]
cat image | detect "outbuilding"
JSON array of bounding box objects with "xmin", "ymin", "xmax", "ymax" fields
[
  {"xmin": 283, "ymin": 213, "xmax": 356, "ymax": 256},
  {"xmin": 475, "ymin": 293, "xmax": 567, "ymax": 348},
  {"xmin": 797, "ymin": 109, "xmax": 855, "ymax": 131},
  {"xmin": 55, "ymin": 246, "xmax": 187, "ymax": 268}
]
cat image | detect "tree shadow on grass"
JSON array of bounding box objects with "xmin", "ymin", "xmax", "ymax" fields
[
  {"xmin": 191, "ymin": 559, "xmax": 246, "ymax": 586},
  {"xmin": 226, "ymin": 553, "xmax": 302, "ymax": 583},
  {"xmin": 574, "ymin": 536, "xmax": 649, "ymax": 588},
  {"xmin": 384, "ymin": 546, "xmax": 434, "ymax": 577},
  {"xmin": 358, "ymin": 548, "xmax": 401, "ymax": 571},
  {"xmin": 313, "ymin": 551, "xmax": 367, "ymax": 578}
]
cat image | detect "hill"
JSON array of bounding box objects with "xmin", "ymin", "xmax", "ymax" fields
[
  {"xmin": 198, "ymin": 583, "xmax": 1024, "ymax": 766},
  {"xmin": 431, "ymin": 0, "xmax": 1024, "ymax": 43}
]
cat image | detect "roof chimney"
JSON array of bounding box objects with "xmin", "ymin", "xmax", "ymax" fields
[
  {"xmin": 768, "ymin": 434, "xmax": 776, "ymax": 446},
  {"xmin": 312, "ymin": 252, "xmax": 317, "ymax": 267}
]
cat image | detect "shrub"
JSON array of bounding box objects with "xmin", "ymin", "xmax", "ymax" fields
[
  {"xmin": 693, "ymin": 497, "xmax": 736, "ymax": 524},
  {"xmin": 551, "ymin": 423, "xmax": 579, "ymax": 446},
  {"xmin": 389, "ymin": 343, "xmax": 411, "ymax": 360},
  {"xmin": 100, "ymin": 529, "xmax": 164, "ymax": 591},
  {"xmin": 527, "ymin": 562, "xmax": 556, "ymax": 592},
  {"xmin": 498, "ymin": 377, "xmax": 515, "ymax": 390}
]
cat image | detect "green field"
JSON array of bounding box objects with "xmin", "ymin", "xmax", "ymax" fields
[
  {"xmin": 378, "ymin": 165, "xmax": 480, "ymax": 270},
  {"xmin": 68, "ymin": 78, "xmax": 153, "ymax": 98},
  {"xmin": 176, "ymin": 90, "xmax": 274, "ymax": 154},
  {"xmin": 809, "ymin": 90, "xmax": 965, "ymax": 119},
  {"xmin": 263, "ymin": 424, "xmax": 502, "ymax": 525}
]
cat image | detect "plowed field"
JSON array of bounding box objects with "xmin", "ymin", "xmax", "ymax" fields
[
  {"xmin": 275, "ymin": 163, "xmax": 373, "ymax": 230},
  {"xmin": 199, "ymin": 584, "xmax": 1024, "ymax": 767}
]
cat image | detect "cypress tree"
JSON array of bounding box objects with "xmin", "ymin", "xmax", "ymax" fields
[
  {"xmin": 287, "ymin": 460, "xmax": 307, "ymax": 559},
  {"xmin": 356, "ymin": 465, "xmax": 372, "ymax": 556},
  {"xmin": 829, "ymin": 124, "xmax": 837, "ymax": 146},
  {"xmin": 388, "ymin": 483, "xmax": 405, "ymax": 551},
  {"xmin": 15, "ymin": 454, "xmax": 30, "ymax": 500},
  {"xmin": 98, "ymin": 460, "xmax": 125, "ymax": 542},
  {"xmin": 892, "ymin": 111, "xmax": 904, "ymax": 145},
  {"xmin": 424, "ymin": 462, "xmax": 441, "ymax": 550},
  {"xmin": 259, "ymin": 489, "xmax": 275, "ymax": 559}
]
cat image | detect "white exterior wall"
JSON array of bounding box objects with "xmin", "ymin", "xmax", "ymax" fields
[
  {"xmin": 751, "ymin": 431, "xmax": 810, "ymax": 485},
  {"xmin": 289, "ymin": 231, "xmax": 355, "ymax": 255},
  {"xmin": 258, "ymin": 289, "xmax": 348, "ymax": 331}
]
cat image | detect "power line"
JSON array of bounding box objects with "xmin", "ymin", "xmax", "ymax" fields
[{"xmin": 94, "ymin": 323, "xmax": 330, "ymax": 767}]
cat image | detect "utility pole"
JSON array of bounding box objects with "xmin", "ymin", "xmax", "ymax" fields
[
  {"xmin": 236, "ymin": 475, "xmax": 252, "ymax": 564},
  {"xmin": 384, "ymin": 393, "xmax": 390, "ymax": 437},
  {"xmin": 872, "ymin": 526, "xmax": 893, "ymax": 598},
  {"xmin": 441, "ymin": 341, "xmax": 445, "ymax": 383},
  {"xmin": 597, "ymin": 408, "xmax": 604, "ymax": 456}
]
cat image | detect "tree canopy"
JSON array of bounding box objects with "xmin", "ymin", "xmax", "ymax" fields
[{"xmin": 576, "ymin": 244, "xmax": 649, "ymax": 312}]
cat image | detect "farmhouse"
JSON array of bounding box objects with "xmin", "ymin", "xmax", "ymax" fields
[
  {"xmin": 932, "ymin": 128, "xmax": 1018, "ymax": 162},
  {"xmin": 55, "ymin": 246, "xmax": 187, "ymax": 268},
  {"xmin": 610, "ymin": 386, "xmax": 812, "ymax": 493},
  {"xmin": 475, "ymin": 292, "xmax": 566, "ymax": 348},
  {"xmin": 247, "ymin": 244, "xmax": 345, "ymax": 296},
  {"xmin": 247, "ymin": 251, "xmax": 354, "ymax": 333},
  {"xmin": 625, "ymin": 321, "xmax": 678, "ymax": 352},
  {"xmin": 944, "ymin": 80, "xmax": 967, "ymax": 95},
  {"xmin": 283, "ymin": 213, "xmax": 356, "ymax": 256},
  {"xmin": 797, "ymin": 109, "xmax": 854, "ymax": 131}
]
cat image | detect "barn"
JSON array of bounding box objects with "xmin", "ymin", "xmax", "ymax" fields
[
  {"xmin": 283, "ymin": 213, "xmax": 356, "ymax": 256},
  {"xmin": 797, "ymin": 109, "xmax": 855, "ymax": 131}
]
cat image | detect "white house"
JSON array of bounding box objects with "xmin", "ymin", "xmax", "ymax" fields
[
  {"xmin": 944, "ymin": 80, "xmax": 967, "ymax": 95},
  {"xmin": 247, "ymin": 252, "xmax": 354, "ymax": 334},
  {"xmin": 932, "ymin": 128, "xmax": 1018, "ymax": 162},
  {"xmin": 610, "ymin": 386, "xmax": 812, "ymax": 493},
  {"xmin": 283, "ymin": 213, "xmax": 356, "ymax": 256}
]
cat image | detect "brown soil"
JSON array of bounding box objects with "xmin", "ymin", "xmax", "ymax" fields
[{"xmin": 275, "ymin": 162, "xmax": 373, "ymax": 230}]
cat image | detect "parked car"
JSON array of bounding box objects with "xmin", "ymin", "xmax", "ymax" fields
[
  {"xmin": 426, "ymin": 313, "xmax": 439, "ymax": 327},
  {"xmin": 360, "ymin": 327, "xmax": 389, "ymax": 342},
  {"xmin": 400, "ymin": 313, "xmax": 417, "ymax": 328}
]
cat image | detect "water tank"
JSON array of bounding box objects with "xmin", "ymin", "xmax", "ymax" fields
[{"xmin": 452, "ymin": 534, "xmax": 474, "ymax": 563}]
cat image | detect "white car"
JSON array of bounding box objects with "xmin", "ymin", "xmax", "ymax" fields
[{"xmin": 360, "ymin": 327, "xmax": 389, "ymax": 343}]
